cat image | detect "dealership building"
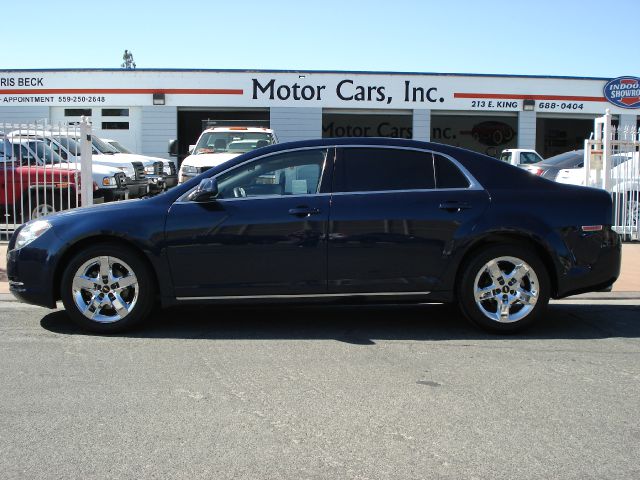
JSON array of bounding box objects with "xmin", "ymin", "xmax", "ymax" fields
[{"xmin": 0, "ymin": 69, "xmax": 638, "ymax": 161}]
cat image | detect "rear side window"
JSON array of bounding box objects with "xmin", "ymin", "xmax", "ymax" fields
[
  {"xmin": 434, "ymin": 154, "xmax": 470, "ymax": 189},
  {"xmin": 336, "ymin": 148, "xmax": 435, "ymax": 192}
]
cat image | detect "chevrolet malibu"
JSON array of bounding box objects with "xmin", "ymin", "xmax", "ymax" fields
[{"xmin": 7, "ymin": 138, "xmax": 621, "ymax": 334}]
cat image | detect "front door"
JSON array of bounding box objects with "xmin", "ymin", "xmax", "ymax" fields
[{"xmin": 165, "ymin": 148, "xmax": 332, "ymax": 298}]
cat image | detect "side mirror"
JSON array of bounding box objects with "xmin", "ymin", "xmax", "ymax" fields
[
  {"xmin": 188, "ymin": 177, "xmax": 219, "ymax": 202},
  {"xmin": 168, "ymin": 139, "xmax": 178, "ymax": 157},
  {"xmin": 188, "ymin": 144, "xmax": 195, "ymax": 154}
]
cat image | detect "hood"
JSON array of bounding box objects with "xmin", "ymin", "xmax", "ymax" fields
[
  {"xmin": 181, "ymin": 153, "xmax": 241, "ymax": 168},
  {"xmin": 66, "ymin": 162, "xmax": 121, "ymax": 175},
  {"xmin": 135, "ymin": 154, "xmax": 171, "ymax": 165},
  {"xmin": 93, "ymin": 153, "xmax": 154, "ymax": 166}
]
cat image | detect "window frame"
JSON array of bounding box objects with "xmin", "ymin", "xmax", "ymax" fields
[
  {"xmin": 332, "ymin": 145, "xmax": 481, "ymax": 195},
  {"xmin": 177, "ymin": 146, "xmax": 335, "ymax": 203}
]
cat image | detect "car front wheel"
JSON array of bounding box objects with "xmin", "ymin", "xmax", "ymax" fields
[
  {"xmin": 457, "ymin": 244, "xmax": 550, "ymax": 333},
  {"xmin": 60, "ymin": 244, "xmax": 155, "ymax": 333}
]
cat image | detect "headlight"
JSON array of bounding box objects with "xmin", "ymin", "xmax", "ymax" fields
[
  {"xmin": 181, "ymin": 165, "xmax": 198, "ymax": 175},
  {"xmin": 163, "ymin": 164, "xmax": 172, "ymax": 174},
  {"xmin": 102, "ymin": 176, "xmax": 116, "ymax": 186},
  {"xmin": 116, "ymin": 165, "xmax": 135, "ymax": 178},
  {"xmin": 14, "ymin": 220, "xmax": 52, "ymax": 250},
  {"xmin": 145, "ymin": 165, "xmax": 155, "ymax": 174}
]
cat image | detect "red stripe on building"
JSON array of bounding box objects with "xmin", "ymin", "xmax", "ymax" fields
[
  {"xmin": 0, "ymin": 88, "xmax": 244, "ymax": 95},
  {"xmin": 454, "ymin": 92, "xmax": 606, "ymax": 102}
]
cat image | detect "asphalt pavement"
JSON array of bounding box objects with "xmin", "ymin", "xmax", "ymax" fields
[{"xmin": 1, "ymin": 300, "xmax": 639, "ymax": 480}]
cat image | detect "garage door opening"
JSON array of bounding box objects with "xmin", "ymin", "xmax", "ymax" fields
[
  {"xmin": 177, "ymin": 109, "xmax": 269, "ymax": 162},
  {"xmin": 431, "ymin": 113, "xmax": 518, "ymax": 158},
  {"xmin": 536, "ymin": 117, "xmax": 596, "ymax": 158},
  {"xmin": 322, "ymin": 110, "xmax": 413, "ymax": 138}
]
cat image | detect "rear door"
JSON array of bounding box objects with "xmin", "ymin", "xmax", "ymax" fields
[{"xmin": 328, "ymin": 147, "xmax": 489, "ymax": 294}]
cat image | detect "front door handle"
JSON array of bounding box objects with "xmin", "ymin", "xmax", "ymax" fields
[
  {"xmin": 439, "ymin": 201, "xmax": 472, "ymax": 212},
  {"xmin": 288, "ymin": 206, "xmax": 321, "ymax": 217}
]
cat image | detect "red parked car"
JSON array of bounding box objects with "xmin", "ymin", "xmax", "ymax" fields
[{"xmin": 1, "ymin": 136, "xmax": 81, "ymax": 222}]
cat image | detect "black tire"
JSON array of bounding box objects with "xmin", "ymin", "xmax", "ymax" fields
[
  {"xmin": 457, "ymin": 244, "xmax": 550, "ymax": 333},
  {"xmin": 21, "ymin": 191, "xmax": 57, "ymax": 222},
  {"xmin": 60, "ymin": 243, "xmax": 155, "ymax": 333}
]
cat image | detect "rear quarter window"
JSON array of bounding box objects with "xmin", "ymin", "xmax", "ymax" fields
[{"xmin": 434, "ymin": 154, "xmax": 470, "ymax": 188}]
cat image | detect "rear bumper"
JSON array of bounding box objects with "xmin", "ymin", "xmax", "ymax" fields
[{"xmin": 555, "ymin": 227, "xmax": 622, "ymax": 298}]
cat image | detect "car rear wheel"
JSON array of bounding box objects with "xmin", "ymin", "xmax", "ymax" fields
[
  {"xmin": 60, "ymin": 244, "xmax": 155, "ymax": 333},
  {"xmin": 457, "ymin": 244, "xmax": 550, "ymax": 333}
]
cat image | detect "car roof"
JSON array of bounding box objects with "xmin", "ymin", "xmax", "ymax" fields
[
  {"xmin": 202, "ymin": 127, "xmax": 274, "ymax": 134},
  {"xmin": 537, "ymin": 150, "xmax": 584, "ymax": 167}
]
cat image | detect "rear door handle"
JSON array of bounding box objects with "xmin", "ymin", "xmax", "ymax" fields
[
  {"xmin": 439, "ymin": 201, "xmax": 472, "ymax": 212},
  {"xmin": 288, "ymin": 206, "xmax": 321, "ymax": 217}
]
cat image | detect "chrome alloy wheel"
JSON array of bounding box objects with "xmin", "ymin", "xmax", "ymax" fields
[
  {"xmin": 71, "ymin": 256, "xmax": 139, "ymax": 323},
  {"xmin": 473, "ymin": 256, "xmax": 539, "ymax": 323}
]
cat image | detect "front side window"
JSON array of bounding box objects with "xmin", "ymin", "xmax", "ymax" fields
[
  {"xmin": 521, "ymin": 152, "xmax": 541, "ymax": 165},
  {"xmin": 499, "ymin": 152, "xmax": 512, "ymax": 163},
  {"xmin": 214, "ymin": 149, "xmax": 328, "ymax": 199},
  {"xmin": 335, "ymin": 148, "xmax": 435, "ymax": 193}
]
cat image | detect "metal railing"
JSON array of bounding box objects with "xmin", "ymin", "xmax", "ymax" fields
[
  {"xmin": 1, "ymin": 118, "xmax": 93, "ymax": 238},
  {"xmin": 584, "ymin": 111, "xmax": 639, "ymax": 241}
]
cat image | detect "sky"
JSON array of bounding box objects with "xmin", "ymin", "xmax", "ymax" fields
[{"xmin": 3, "ymin": 0, "xmax": 636, "ymax": 78}]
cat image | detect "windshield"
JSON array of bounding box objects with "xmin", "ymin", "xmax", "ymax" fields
[
  {"xmin": 194, "ymin": 131, "xmax": 273, "ymax": 155},
  {"xmin": 91, "ymin": 136, "xmax": 119, "ymax": 154},
  {"xmin": 108, "ymin": 140, "xmax": 131, "ymax": 154},
  {"xmin": 55, "ymin": 136, "xmax": 83, "ymax": 156},
  {"xmin": 27, "ymin": 141, "xmax": 64, "ymax": 164},
  {"xmin": 499, "ymin": 152, "xmax": 512, "ymax": 162}
]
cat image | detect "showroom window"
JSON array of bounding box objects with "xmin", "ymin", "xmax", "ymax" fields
[
  {"xmin": 102, "ymin": 122, "xmax": 129, "ymax": 130},
  {"xmin": 322, "ymin": 110, "xmax": 413, "ymax": 138},
  {"xmin": 536, "ymin": 117, "xmax": 594, "ymax": 158},
  {"xmin": 64, "ymin": 108, "xmax": 91, "ymax": 117},
  {"xmin": 431, "ymin": 114, "xmax": 518, "ymax": 157},
  {"xmin": 335, "ymin": 148, "xmax": 435, "ymax": 192},
  {"xmin": 102, "ymin": 108, "xmax": 129, "ymax": 117}
]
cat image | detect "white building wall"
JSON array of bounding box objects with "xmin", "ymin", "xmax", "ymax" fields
[
  {"xmin": 270, "ymin": 107, "xmax": 321, "ymax": 143},
  {"xmin": 517, "ymin": 111, "xmax": 536, "ymax": 150},
  {"xmin": 140, "ymin": 106, "xmax": 177, "ymax": 159},
  {"xmin": 0, "ymin": 106, "xmax": 49, "ymax": 125},
  {"xmin": 412, "ymin": 109, "xmax": 430, "ymax": 141}
]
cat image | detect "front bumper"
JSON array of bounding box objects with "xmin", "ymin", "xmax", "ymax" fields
[
  {"xmin": 147, "ymin": 175, "xmax": 167, "ymax": 194},
  {"xmin": 126, "ymin": 179, "xmax": 149, "ymax": 198},
  {"xmin": 97, "ymin": 186, "xmax": 129, "ymax": 202},
  {"xmin": 7, "ymin": 233, "xmax": 61, "ymax": 309},
  {"xmin": 163, "ymin": 174, "xmax": 178, "ymax": 189}
]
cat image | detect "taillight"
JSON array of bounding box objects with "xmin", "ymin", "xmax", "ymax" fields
[
  {"xmin": 93, "ymin": 181, "xmax": 99, "ymax": 191},
  {"xmin": 532, "ymin": 168, "xmax": 544, "ymax": 176}
]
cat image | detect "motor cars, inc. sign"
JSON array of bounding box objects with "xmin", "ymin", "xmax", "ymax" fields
[{"xmin": 603, "ymin": 76, "xmax": 640, "ymax": 109}]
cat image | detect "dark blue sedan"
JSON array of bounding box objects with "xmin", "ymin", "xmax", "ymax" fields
[{"xmin": 7, "ymin": 138, "xmax": 621, "ymax": 333}]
